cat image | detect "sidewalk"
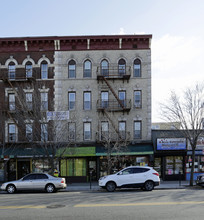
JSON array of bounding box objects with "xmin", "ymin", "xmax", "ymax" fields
[{"xmin": 65, "ymin": 180, "xmax": 192, "ymax": 192}]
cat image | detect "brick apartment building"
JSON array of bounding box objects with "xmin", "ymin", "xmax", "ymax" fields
[{"xmin": 0, "ymin": 35, "xmax": 152, "ymax": 182}]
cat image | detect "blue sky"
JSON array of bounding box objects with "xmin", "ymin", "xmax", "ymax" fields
[{"xmin": 1, "ymin": 0, "xmax": 204, "ymax": 121}]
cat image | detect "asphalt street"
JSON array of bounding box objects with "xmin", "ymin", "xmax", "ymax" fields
[{"xmin": 0, "ymin": 188, "xmax": 203, "ymax": 220}]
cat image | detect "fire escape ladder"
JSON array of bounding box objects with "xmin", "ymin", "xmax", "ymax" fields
[
  {"xmin": 103, "ymin": 109, "xmax": 121, "ymax": 139},
  {"xmin": 7, "ymin": 111, "xmax": 19, "ymax": 128},
  {"xmin": 103, "ymin": 77, "xmax": 124, "ymax": 109}
]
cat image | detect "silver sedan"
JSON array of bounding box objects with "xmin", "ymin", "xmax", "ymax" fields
[{"xmin": 0, "ymin": 173, "xmax": 67, "ymax": 193}]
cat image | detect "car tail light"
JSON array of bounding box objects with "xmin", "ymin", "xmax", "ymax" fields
[
  {"xmin": 152, "ymin": 173, "xmax": 159, "ymax": 176},
  {"xmin": 61, "ymin": 179, "xmax": 65, "ymax": 183}
]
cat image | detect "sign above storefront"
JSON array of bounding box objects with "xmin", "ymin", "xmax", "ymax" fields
[{"xmin": 157, "ymin": 138, "xmax": 186, "ymax": 150}]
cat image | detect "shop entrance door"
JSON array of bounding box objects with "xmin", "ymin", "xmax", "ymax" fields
[{"xmin": 17, "ymin": 160, "xmax": 30, "ymax": 179}]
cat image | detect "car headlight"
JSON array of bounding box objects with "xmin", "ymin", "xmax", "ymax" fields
[{"xmin": 99, "ymin": 176, "xmax": 107, "ymax": 181}]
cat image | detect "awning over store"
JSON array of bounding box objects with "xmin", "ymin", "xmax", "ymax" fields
[
  {"xmin": 57, "ymin": 146, "xmax": 96, "ymax": 157},
  {"xmin": 96, "ymin": 145, "xmax": 153, "ymax": 156}
]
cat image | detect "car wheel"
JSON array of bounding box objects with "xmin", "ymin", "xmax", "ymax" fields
[
  {"xmin": 144, "ymin": 181, "xmax": 154, "ymax": 191},
  {"xmin": 106, "ymin": 181, "xmax": 116, "ymax": 192},
  {"xmin": 46, "ymin": 184, "xmax": 55, "ymax": 193},
  {"xmin": 6, "ymin": 184, "xmax": 16, "ymax": 194}
]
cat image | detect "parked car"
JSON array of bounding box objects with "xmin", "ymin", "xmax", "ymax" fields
[
  {"xmin": 0, "ymin": 173, "xmax": 67, "ymax": 194},
  {"xmin": 99, "ymin": 166, "xmax": 160, "ymax": 192},
  {"xmin": 195, "ymin": 174, "xmax": 204, "ymax": 187}
]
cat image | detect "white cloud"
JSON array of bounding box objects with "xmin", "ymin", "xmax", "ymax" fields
[{"xmin": 151, "ymin": 34, "xmax": 204, "ymax": 121}]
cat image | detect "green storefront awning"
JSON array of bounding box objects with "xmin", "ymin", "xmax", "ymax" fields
[
  {"xmin": 57, "ymin": 146, "xmax": 96, "ymax": 157},
  {"xmin": 96, "ymin": 145, "xmax": 153, "ymax": 156}
]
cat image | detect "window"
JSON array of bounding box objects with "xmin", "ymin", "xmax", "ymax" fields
[
  {"xmin": 101, "ymin": 122, "xmax": 108, "ymax": 140},
  {"xmin": 25, "ymin": 62, "xmax": 32, "ymax": 78},
  {"xmin": 8, "ymin": 93, "xmax": 15, "ymax": 111},
  {"xmin": 8, "ymin": 124, "xmax": 16, "ymax": 142},
  {"xmin": 118, "ymin": 59, "xmax": 126, "ymax": 76},
  {"xmin": 84, "ymin": 92, "xmax": 91, "ymax": 110},
  {"xmin": 119, "ymin": 121, "xmax": 126, "ymax": 139},
  {"xmin": 68, "ymin": 60, "xmax": 76, "ymax": 78},
  {"xmin": 101, "ymin": 59, "xmax": 109, "ymax": 76},
  {"xmin": 83, "ymin": 60, "xmax": 92, "ymax": 78},
  {"xmin": 41, "ymin": 92, "xmax": 48, "ymax": 111},
  {"xmin": 119, "ymin": 91, "xmax": 126, "ymax": 107},
  {"xmin": 26, "ymin": 124, "xmax": 32, "ymax": 141},
  {"xmin": 8, "ymin": 63, "xmax": 16, "ymax": 79},
  {"xmin": 41, "ymin": 124, "xmax": 48, "ymax": 142},
  {"xmin": 84, "ymin": 122, "xmax": 91, "ymax": 140},
  {"xmin": 101, "ymin": 91, "xmax": 108, "ymax": 108},
  {"xmin": 134, "ymin": 90, "xmax": 142, "ymax": 108},
  {"xmin": 68, "ymin": 92, "xmax": 75, "ymax": 110},
  {"xmin": 134, "ymin": 59, "xmax": 141, "ymax": 77},
  {"xmin": 134, "ymin": 121, "xmax": 141, "ymax": 139},
  {"xmin": 68, "ymin": 122, "xmax": 76, "ymax": 141},
  {"xmin": 26, "ymin": 93, "xmax": 32, "ymax": 110},
  {"xmin": 41, "ymin": 62, "xmax": 48, "ymax": 79}
]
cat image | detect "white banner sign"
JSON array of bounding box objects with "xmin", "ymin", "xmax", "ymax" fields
[{"xmin": 47, "ymin": 111, "xmax": 69, "ymax": 121}]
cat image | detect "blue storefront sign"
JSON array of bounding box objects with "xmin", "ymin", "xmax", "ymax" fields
[{"xmin": 157, "ymin": 138, "xmax": 186, "ymax": 150}]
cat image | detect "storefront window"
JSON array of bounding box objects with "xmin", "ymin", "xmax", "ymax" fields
[
  {"xmin": 165, "ymin": 156, "xmax": 183, "ymax": 175},
  {"xmin": 9, "ymin": 159, "xmax": 16, "ymax": 180},
  {"xmin": 32, "ymin": 159, "xmax": 51, "ymax": 173},
  {"xmin": 154, "ymin": 157, "xmax": 161, "ymax": 176},
  {"xmin": 0, "ymin": 162, "xmax": 4, "ymax": 181},
  {"xmin": 60, "ymin": 158, "xmax": 86, "ymax": 176},
  {"xmin": 186, "ymin": 156, "xmax": 204, "ymax": 173}
]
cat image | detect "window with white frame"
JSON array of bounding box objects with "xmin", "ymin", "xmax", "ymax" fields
[
  {"xmin": 41, "ymin": 92, "xmax": 48, "ymax": 111},
  {"xmin": 101, "ymin": 121, "xmax": 108, "ymax": 140},
  {"xmin": 134, "ymin": 90, "xmax": 142, "ymax": 108},
  {"xmin": 41, "ymin": 124, "xmax": 48, "ymax": 142},
  {"xmin": 84, "ymin": 122, "xmax": 91, "ymax": 141},
  {"xmin": 134, "ymin": 59, "xmax": 141, "ymax": 77},
  {"xmin": 8, "ymin": 63, "xmax": 16, "ymax": 79},
  {"xmin": 68, "ymin": 122, "xmax": 76, "ymax": 141},
  {"xmin": 25, "ymin": 62, "xmax": 32, "ymax": 78},
  {"xmin": 84, "ymin": 92, "xmax": 91, "ymax": 110},
  {"xmin": 68, "ymin": 92, "xmax": 75, "ymax": 110},
  {"xmin": 134, "ymin": 121, "xmax": 141, "ymax": 139},
  {"xmin": 118, "ymin": 59, "xmax": 126, "ymax": 76},
  {"xmin": 26, "ymin": 124, "xmax": 32, "ymax": 141},
  {"xmin": 8, "ymin": 93, "xmax": 15, "ymax": 111},
  {"xmin": 26, "ymin": 93, "xmax": 32, "ymax": 110},
  {"xmin": 101, "ymin": 59, "xmax": 109, "ymax": 76},
  {"xmin": 41, "ymin": 62, "xmax": 48, "ymax": 79},
  {"xmin": 68, "ymin": 60, "xmax": 76, "ymax": 78},
  {"xmin": 83, "ymin": 60, "xmax": 92, "ymax": 78},
  {"xmin": 119, "ymin": 121, "xmax": 126, "ymax": 139},
  {"xmin": 8, "ymin": 124, "xmax": 16, "ymax": 142}
]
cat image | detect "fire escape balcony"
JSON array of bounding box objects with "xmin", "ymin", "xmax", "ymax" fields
[
  {"xmin": 0, "ymin": 72, "xmax": 35, "ymax": 82},
  {"xmin": 97, "ymin": 99, "xmax": 131, "ymax": 112},
  {"xmin": 96, "ymin": 66, "xmax": 131, "ymax": 80}
]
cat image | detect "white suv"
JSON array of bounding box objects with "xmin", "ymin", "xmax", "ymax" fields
[{"xmin": 99, "ymin": 166, "xmax": 160, "ymax": 192}]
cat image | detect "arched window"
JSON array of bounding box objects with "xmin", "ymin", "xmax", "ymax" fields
[
  {"xmin": 41, "ymin": 61, "xmax": 48, "ymax": 79},
  {"xmin": 8, "ymin": 62, "xmax": 16, "ymax": 79},
  {"xmin": 83, "ymin": 60, "xmax": 92, "ymax": 78},
  {"xmin": 68, "ymin": 60, "xmax": 76, "ymax": 78},
  {"xmin": 25, "ymin": 61, "xmax": 32, "ymax": 78},
  {"xmin": 134, "ymin": 59, "xmax": 141, "ymax": 77},
  {"xmin": 118, "ymin": 59, "xmax": 126, "ymax": 76},
  {"xmin": 101, "ymin": 59, "xmax": 109, "ymax": 76}
]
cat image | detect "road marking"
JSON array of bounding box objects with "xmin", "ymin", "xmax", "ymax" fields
[
  {"xmin": 74, "ymin": 201, "xmax": 204, "ymax": 208},
  {"xmin": 0, "ymin": 205, "xmax": 46, "ymax": 210}
]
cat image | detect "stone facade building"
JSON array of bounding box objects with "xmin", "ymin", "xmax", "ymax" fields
[{"xmin": 0, "ymin": 35, "xmax": 152, "ymax": 182}]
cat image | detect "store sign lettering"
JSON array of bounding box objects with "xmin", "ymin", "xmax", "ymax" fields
[{"xmin": 157, "ymin": 138, "xmax": 186, "ymax": 150}]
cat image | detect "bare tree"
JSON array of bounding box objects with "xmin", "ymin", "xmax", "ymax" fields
[
  {"xmin": 98, "ymin": 113, "xmax": 130, "ymax": 175},
  {"xmin": 160, "ymin": 83, "xmax": 204, "ymax": 186},
  {"xmin": 6, "ymin": 80, "xmax": 78, "ymax": 176}
]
